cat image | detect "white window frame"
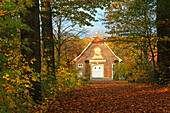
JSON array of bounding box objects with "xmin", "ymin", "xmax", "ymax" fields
[{"xmin": 78, "ymin": 64, "xmax": 83, "ymax": 68}]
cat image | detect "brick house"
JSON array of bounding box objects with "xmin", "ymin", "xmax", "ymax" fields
[{"xmin": 73, "ymin": 36, "xmax": 122, "ymax": 79}]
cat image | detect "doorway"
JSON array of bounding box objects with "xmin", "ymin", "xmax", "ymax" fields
[{"xmin": 92, "ymin": 65, "xmax": 104, "ymax": 78}]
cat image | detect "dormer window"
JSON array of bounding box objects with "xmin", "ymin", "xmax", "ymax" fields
[{"xmin": 78, "ymin": 64, "xmax": 83, "ymax": 68}]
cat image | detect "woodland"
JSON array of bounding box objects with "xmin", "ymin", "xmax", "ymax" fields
[{"xmin": 0, "ymin": 0, "xmax": 169, "ymax": 112}]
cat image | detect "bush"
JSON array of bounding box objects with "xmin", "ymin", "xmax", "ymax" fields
[
  {"xmin": 33, "ymin": 66, "xmax": 84, "ymax": 112},
  {"xmin": 0, "ymin": 38, "xmax": 37, "ymax": 112}
]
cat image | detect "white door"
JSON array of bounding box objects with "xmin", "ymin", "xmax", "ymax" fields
[{"xmin": 92, "ymin": 65, "xmax": 104, "ymax": 78}]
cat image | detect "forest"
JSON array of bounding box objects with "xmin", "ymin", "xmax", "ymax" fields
[{"xmin": 0, "ymin": 0, "xmax": 169, "ymax": 112}]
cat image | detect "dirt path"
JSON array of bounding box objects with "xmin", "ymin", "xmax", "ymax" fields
[{"xmin": 50, "ymin": 81, "xmax": 169, "ymax": 113}]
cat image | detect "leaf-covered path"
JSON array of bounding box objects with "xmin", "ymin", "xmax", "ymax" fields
[{"xmin": 49, "ymin": 81, "xmax": 169, "ymax": 113}]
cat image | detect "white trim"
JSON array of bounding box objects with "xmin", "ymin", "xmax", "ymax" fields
[
  {"xmin": 73, "ymin": 42, "xmax": 92, "ymax": 61},
  {"xmin": 112, "ymin": 70, "xmax": 115, "ymax": 79},
  {"xmin": 89, "ymin": 60, "xmax": 106, "ymax": 62},
  {"xmin": 112, "ymin": 64, "xmax": 115, "ymax": 79},
  {"xmin": 104, "ymin": 42, "xmax": 122, "ymax": 62},
  {"xmin": 73, "ymin": 42, "xmax": 122, "ymax": 62}
]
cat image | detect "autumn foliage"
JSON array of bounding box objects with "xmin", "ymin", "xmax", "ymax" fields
[
  {"xmin": 48, "ymin": 81, "xmax": 169, "ymax": 112},
  {"xmin": 0, "ymin": 37, "xmax": 84, "ymax": 112},
  {"xmin": 0, "ymin": 0, "xmax": 169, "ymax": 112},
  {"xmin": 0, "ymin": 1, "xmax": 84, "ymax": 112}
]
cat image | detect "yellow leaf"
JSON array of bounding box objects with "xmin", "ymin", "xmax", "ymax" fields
[
  {"xmin": 6, "ymin": 78, "xmax": 10, "ymax": 80},
  {"xmin": 32, "ymin": 77, "xmax": 36, "ymax": 82},
  {"xmin": 30, "ymin": 58, "xmax": 36, "ymax": 64},
  {"xmin": 26, "ymin": 80, "xmax": 31, "ymax": 84},
  {"xmin": 30, "ymin": 60, "xmax": 34, "ymax": 64},
  {"xmin": 25, "ymin": 84, "xmax": 30, "ymax": 88},
  {"xmin": 6, "ymin": 74, "xmax": 10, "ymax": 77}
]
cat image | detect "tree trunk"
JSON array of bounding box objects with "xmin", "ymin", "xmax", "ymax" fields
[
  {"xmin": 156, "ymin": 0, "xmax": 170, "ymax": 84},
  {"xmin": 41, "ymin": 0, "xmax": 55, "ymax": 74},
  {"xmin": 56, "ymin": 16, "xmax": 62, "ymax": 66},
  {"xmin": 148, "ymin": 38, "xmax": 156, "ymax": 82},
  {"xmin": 20, "ymin": 0, "xmax": 41, "ymax": 103}
]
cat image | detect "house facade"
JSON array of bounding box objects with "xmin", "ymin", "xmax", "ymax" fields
[{"xmin": 73, "ymin": 36, "xmax": 122, "ymax": 79}]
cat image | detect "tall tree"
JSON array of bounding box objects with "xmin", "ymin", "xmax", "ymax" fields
[
  {"xmin": 103, "ymin": 0, "xmax": 157, "ymax": 80},
  {"xmin": 60, "ymin": 36, "xmax": 82, "ymax": 68},
  {"xmin": 53, "ymin": 15, "xmax": 87, "ymax": 65},
  {"xmin": 20, "ymin": 0, "xmax": 41, "ymax": 102},
  {"xmin": 156, "ymin": 0, "xmax": 170, "ymax": 84},
  {"xmin": 51, "ymin": 0, "xmax": 113, "ymax": 26},
  {"xmin": 41, "ymin": 0, "xmax": 55, "ymax": 74}
]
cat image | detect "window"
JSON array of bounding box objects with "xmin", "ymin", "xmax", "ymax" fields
[
  {"xmin": 78, "ymin": 64, "xmax": 83, "ymax": 68},
  {"xmin": 79, "ymin": 71, "xmax": 83, "ymax": 78},
  {"xmin": 112, "ymin": 64, "xmax": 115, "ymax": 68}
]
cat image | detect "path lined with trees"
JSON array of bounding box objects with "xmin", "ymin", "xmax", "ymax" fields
[
  {"xmin": 0, "ymin": 0, "xmax": 169, "ymax": 112},
  {"xmin": 49, "ymin": 81, "xmax": 169, "ymax": 112}
]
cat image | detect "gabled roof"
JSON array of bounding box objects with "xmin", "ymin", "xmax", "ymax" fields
[
  {"xmin": 73, "ymin": 36, "xmax": 122, "ymax": 62},
  {"xmin": 104, "ymin": 42, "xmax": 122, "ymax": 62},
  {"xmin": 73, "ymin": 42, "xmax": 92, "ymax": 61}
]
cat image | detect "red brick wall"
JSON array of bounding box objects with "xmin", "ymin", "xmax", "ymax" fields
[{"xmin": 75, "ymin": 42, "xmax": 119, "ymax": 79}]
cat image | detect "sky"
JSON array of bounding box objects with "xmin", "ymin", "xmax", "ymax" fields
[{"xmin": 80, "ymin": 8, "xmax": 109, "ymax": 39}]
